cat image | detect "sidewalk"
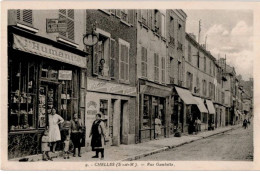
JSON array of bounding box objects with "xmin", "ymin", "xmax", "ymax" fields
[{"xmin": 52, "ymin": 124, "xmax": 241, "ymax": 162}]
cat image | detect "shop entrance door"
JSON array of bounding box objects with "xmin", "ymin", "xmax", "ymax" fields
[
  {"xmin": 120, "ymin": 100, "xmax": 128, "ymax": 144},
  {"xmin": 38, "ymin": 82, "xmax": 60, "ymax": 129}
]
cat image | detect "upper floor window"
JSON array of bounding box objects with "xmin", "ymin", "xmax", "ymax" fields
[
  {"xmin": 202, "ymin": 80, "xmax": 207, "ymax": 96},
  {"xmin": 188, "ymin": 44, "xmax": 191, "ymax": 62},
  {"xmin": 16, "ymin": 10, "xmax": 33, "ymax": 26},
  {"xmin": 210, "ymin": 61, "xmax": 212, "ymax": 75},
  {"xmin": 114, "ymin": 9, "xmax": 134, "ymax": 26},
  {"xmin": 141, "ymin": 10, "xmax": 148, "ymax": 26},
  {"xmin": 161, "ymin": 57, "xmax": 165, "ymax": 83},
  {"xmin": 154, "ymin": 10, "xmax": 161, "ymax": 35},
  {"xmin": 196, "ymin": 77, "xmax": 200, "ymax": 94},
  {"xmin": 186, "ymin": 72, "xmax": 193, "ymax": 92},
  {"xmin": 204, "ymin": 56, "xmax": 206, "ymax": 72},
  {"xmin": 197, "ymin": 52, "xmax": 200, "ymax": 68},
  {"xmin": 119, "ymin": 39, "xmax": 130, "ymax": 82},
  {"xmin": 161, "ymin": 14, "xmax": 166, "ymax": 38},
  {"xmin": 154, "ymin": 53, "xmax": 159, "ymax": 82},
  {"xmin": 141, "ymin": 47, "xmax": 148, "ymax": 78},
  {"xmin": 59, "ymin": 9, "xmax": 74, "ymax": 41}
]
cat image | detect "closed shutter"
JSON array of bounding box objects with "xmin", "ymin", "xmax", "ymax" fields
[
  {"xmin": 17, "ymin": 10, "xmax": 21, "ymax": 21},
  {"xmin": 125, "ymin": 46, "xmax": 129, "ymax": 81},
  {"xmin": 17, "ymin": 10, "xmax": 33, "ymax": 25},
  {"xmin": 141, "ymin": 47, "xmax": 147, "ymax": 78},
  {"xmin": 93, "ymin": 41, "xmax": 102, "ymax": 75},
  {"xmin": 161, "ymin": 57, "xmax": 165, "ymax": 83},
  {"xmin": 128, "ymin": 10, "xmax": 134, "ymax": 25},
  {"xmin": 154, "ymin": 53, "xmax": 159, "ymax": 82},
  {"xmin": 59, "ymin": 9, "xmax": 74, "ymax": 41},
  {"xmin": 116, "ymin": 10, "xmax": 121, "ymax": 18},
  {"xmin": 110, "ymin": 39, "xmax": 116, "ymax": 78},
  {"xmin": 120, "ymin": 44, "xmax": 125, "ymax": 80},
  {"xmin": 158, "ymin": 11, "xmax": 162, "ymax": 35},
  {"xmin": 151, "ymin": 10, "xmax": 155, "ymax": 31},
  {"xmin": 148, "ymin": 10, "xmax": 152, "ymax": 29}
]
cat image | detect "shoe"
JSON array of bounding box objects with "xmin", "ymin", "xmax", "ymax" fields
[
  {"xmin": 73, "ymin": 154, "xmax": 76, "ymax": 157},
  {"xmin": 43, "ymin": 159, "xmax": 48, "ymax": 161},
  {"xmin": 67, "ymin": 157, "xmax": 70, "ymax": 159},
  {"xmin": 64, "ymin": 157, "xmax": 66, "ymax": 159},
  {"xmin": 78, "ymin": 155, "xmax": 81, "ymax": 157},
  {"xmin": 48, "ymin": 158, "xmax": 53, "ymax": 161},
  {"xmin": 92, "ymin": 155, "xmax": 99, "ymax": 158}
]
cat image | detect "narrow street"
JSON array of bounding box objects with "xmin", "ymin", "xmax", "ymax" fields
[{"xmin": 137, "ymin": 124, "xmax": 253, "ymax": 161}]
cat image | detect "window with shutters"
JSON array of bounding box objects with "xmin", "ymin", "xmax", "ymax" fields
[
  {"xmin": 92, "ymin": 34, "xmax": 110, "ymax": 78},
  {"xmin": 204, "ymin": 56, "xmax": 206, "ymax": 72},
  {"xmin": 141, "ymin": 47, "xmax": 148, "ymax": 78},
  {"xmin": 188, "ymin": 44, "xmax": 191, "ymax": 62},
  {"xmin": 161, "ymin": 14, "xmax": 166, "ymax": 38},
  {"xmin": 59, "ymin": 9, "xmax": 75, "ymax": 41},
  {"xmin": 116, "ymin": 10, "xmax": 121, "ymax": 18},
  {"xmin": 154, "ymin": 53, "xmax": 159, "ymax": 82},
  {"xmin": 121, "ymin": 9, "xmax": 128, "ymax": 23},
  {"xmin": 210, "ymin": 61, "xmax": 212, "ymax": 75},
  {"xmin": 110, "ymin": 39, "xmax": 116, "ymax": 79},
  {"xmin": 16, "ymin": 10, "xmax": 33, "ymax": 26},
  {"xmin": 196, "ymin": 77, "xmax": 200, "ymax": 93},
  {"xmin": 202, "ymin": 80, "xmax": 207, "ymax": 96},
  {"xmin": 119, "ymin": 39, "xmax": 130, "ymax": 82},
  {"xmin": 154, "ymin": 10, "xmax": 161, "ymax": 35},
  {"xmin": 186, "ymin": 72, "xmax": 193, "ymax": 91},
  {"xmin": 161, "ymin": 57, "xmax": 165, "ymax": 83}
]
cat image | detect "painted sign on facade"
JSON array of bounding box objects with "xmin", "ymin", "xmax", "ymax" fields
[
  {"xmin": 58, "ymin": 70, "xmax": 72, "ymax": 80},
  {"xmin": 13, "ymin": 34, "xmax": 86, "ymax": 68},
  {"xmin": 87, "ymin": 78, "xmax": 137, "ymax": 96},
  {"xmin": 46, "ymin": 19, "xmax": 67, "ymax": 33}
]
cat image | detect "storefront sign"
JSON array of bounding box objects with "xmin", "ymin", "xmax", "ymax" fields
[
  {"xmin": 87, "ymin": 78, "xmax": 137, "ymax": 96},
  {"xmin": 58, "ymin": 70, "xmax": 72, "ymax": 80},
  {"xmin": 13, "ymin": 34, "xmax": 86, "ymax": 68},
  {"xmin": 46, "ymin": 19, "xmax": 67, "ymax": 33}
]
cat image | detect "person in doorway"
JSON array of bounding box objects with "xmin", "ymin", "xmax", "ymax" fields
[
  {"xmin": 70, "ymin": 113, "xmax": 83, "ymax": 157},
  {"xmin": 48, "ymin": 108, "xmax": 64, "ymax": 153},
  {"xmin": 155, "ymin": 112, "xmax": 162, "ymax": 140},
  {"xmin": 89, "ymin": 113, "xmax": 107, "ymax": 159}
]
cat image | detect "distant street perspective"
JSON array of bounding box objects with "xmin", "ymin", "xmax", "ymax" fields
[{"xmin": 137, "ymin": 124, "xmax": 253, "ymax": 161}]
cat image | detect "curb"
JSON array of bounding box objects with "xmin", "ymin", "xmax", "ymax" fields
[{"xmin": 121, "ymin": 126, "xmax": 240, "ymax": 161}]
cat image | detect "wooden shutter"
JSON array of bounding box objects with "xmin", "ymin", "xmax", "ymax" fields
[
  {"xmin": 148, "ymin": 10, "xmax": 152, "ymax": 29},
  {"xmin": 17, "ymin": 10, "xmax": 21, "ymax": 21},
  {"xmin": 191, "ymin": 74, "xmax": 193, "ymax": 91},
  {"xmin": 23, "ymin": 10, "xmax": 33, "ymax": 25},
  {"xmin": 158, "ymin": 11, "xmax": 162, "ymax": 35},
  {"xmin": 116, "ymin": 10, "xmax": 121, "ymax": 18},
  {"xmin": 93, "ymin": 41, "xmax": 102, "ymax": 75},
  {"xmin": 120, "ymin": 44, "xmax": 125, "ymax": 80},
  {"xmin": 151, "ymin": 10, "xmax": 155, "ymax": 31},
  {"xmin": 125, "ymin": 46, "xmax": 129, "ymax": 81},
  {"xmin": 128, "ymin": 10, "xmax": 134, "ymax": 25},
  {"xmin": 110, "ymin": 39, "xmax": 116, "ymax": 78}
]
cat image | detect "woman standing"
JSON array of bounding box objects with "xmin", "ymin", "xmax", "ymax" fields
[
  {"xmin": 89, "ymin": 113, "xmax": 106, "ymax": 159},
  {"xmin": 155, "ymin": 112, "xmax": 162, "ymax": 140},
  {"xmin": 48, "ymin": 108, "xmax": 64, "ymax": 153},
  {"xmin": 70, "ymin": 113, "xmax": 83, "ymax": 157}
]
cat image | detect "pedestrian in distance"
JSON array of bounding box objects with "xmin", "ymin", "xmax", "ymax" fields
[
  {"xmin": 89, "ymin": 113, "xmax": 107, "ymax": 160},
  {"xmin": 243, "ymin": 119, "xmax": 248, "ymax": 129},
  {"xmin": 155, "ymin": 112, "xmax": 162, "ymax": 140},
  {"xmin": 70, "ymin": 113, "xmax": 83, "ymax": 157},
  {"xmin": 63, "ymin": 135, "xmax": 70, "ymax": 159},
  {"xmin": 41, "ymin": 130, "xmax": 52, "ymax": 161},
  {"xmin": 47, "ymin": 108, "xmax": 64, "ymax": 153}
]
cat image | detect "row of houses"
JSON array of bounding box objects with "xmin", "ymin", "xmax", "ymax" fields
[{"xmin": 7, "ymin": 9, "xmax": 253, "ymax": 159}]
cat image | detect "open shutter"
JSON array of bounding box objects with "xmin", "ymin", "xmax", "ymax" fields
[
  {"xmin": 110, "ymin": 39, "xmax": 116, "ymax": 78},
  {"xmin": 93, "ymin": 41, "xmax": 102, "ymax": 76},
  {"xmin": 125, "ymin": 46, "xmax": 129, "ymax": 81},
  {"xmin": 120, "ymin": 44, "xmax": 125, "ymax": 80}
]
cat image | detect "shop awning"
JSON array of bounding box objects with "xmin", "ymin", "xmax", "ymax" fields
[
  {"xmin": 175, "ymin": 87, "xmax": 198, "ymax": 105},
  {"xmin": 193, "ymin": 97, "xmax": 208, "ymax": 113},
  {"xmin": 206, "ymin": 100, "xmax": 216, "ymax": 114},
  {"xmin": 140, "ymin": 83, "xmax": 172, "ymax": 98}
]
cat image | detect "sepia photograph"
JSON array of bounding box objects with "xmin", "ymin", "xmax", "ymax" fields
[{"xmin": 1, "ymin": 1, "xmax": 258, "ymax": 171}]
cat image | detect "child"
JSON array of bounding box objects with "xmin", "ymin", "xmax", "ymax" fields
[
  {"xmin": 63, "ymin": 135, "xmax": 70, "ymax": 159},
  {"xmin": 42, "ymin": 130, "xmax": 52, "ymax": 161}
]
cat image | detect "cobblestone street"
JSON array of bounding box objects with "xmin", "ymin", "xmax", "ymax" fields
[{"xmin": 137, "ymin": 124, "xmax": 253, "ymax": 161}]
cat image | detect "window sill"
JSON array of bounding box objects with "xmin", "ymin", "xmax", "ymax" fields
[
  {"xmin": 57, "ymin": 37, "xmax": 79, "ymax": 48},
  {"xmin": 16, "ymin": 22, "xmax": 39, "ymax": 33},
  {"xmin": 99, "ymin": 9, "xmax": 111, "ymax": 16},
  {"xmin": 119, "ymin": 79, "xmax": 130, "ymax": 85},
  {"xmin": 120, "ymin": 20, "xmax": 131, "ymax": 27},
  {"xmin": 98, "ymin": 75, "xmax": 111, "ymax": 81}
]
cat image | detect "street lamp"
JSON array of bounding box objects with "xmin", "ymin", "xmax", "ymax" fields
[{"xmin": 83, "ymin": 22, "xmax": 99, "ymax": 47}]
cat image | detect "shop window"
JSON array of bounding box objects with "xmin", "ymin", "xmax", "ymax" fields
[
  {"xmin": 154, "ymin": 53, "xmax": 159, "ymax": 82},
  {"xmin": 16, "ymin": 9, "xmax": 33, "ymax": 26},
  {"xmin": 59, "ymin": 9, "xmax": 75, "ymax": 41},
  {"xmin": 9, "ymin": 60, "xmax": 37, "ymax": 131},
  {"xmin": 142, "ymin": 95, "xmax": 150, "ymax": 130},
  {"xmin": 93, "ymin": 34, "xmax": 110, "ymax": 78},
  {"xmin": 119, "ymin": 39, "xmax": 130, "ymax": 82},
  {"xmin": 141, "ymin": 47, "xmax": 148, "ymax": 78}
]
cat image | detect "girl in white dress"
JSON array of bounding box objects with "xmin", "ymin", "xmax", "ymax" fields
[{"xmin": 48, "ymin": 108, "xmax": 64, "ymax": 153}]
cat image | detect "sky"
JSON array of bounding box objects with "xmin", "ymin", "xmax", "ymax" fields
[{"xmin": 184, "ymin": 10, "xmax": 253, "ymax": 81}]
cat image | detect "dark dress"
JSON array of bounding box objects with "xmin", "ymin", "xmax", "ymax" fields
[{"xmin": 90, "ymin": 120, "xmax": 105, "ymax": 151}]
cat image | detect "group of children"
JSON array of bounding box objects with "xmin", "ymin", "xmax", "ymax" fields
[{"xmin": 41, "ymin": 130, "xmax": 71, "ymax": 161}]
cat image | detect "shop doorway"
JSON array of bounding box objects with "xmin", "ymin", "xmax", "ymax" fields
[
  {"xmin": 38, "ymin": 81, "xmax": 60, "ymax": 129},
  {"xmin": 109, "ymin": 99, "xmax": 116, "ymax": 143},
  {"xmin": 120, "ymin": 100, "xmax": 128, "ymax": 144}
]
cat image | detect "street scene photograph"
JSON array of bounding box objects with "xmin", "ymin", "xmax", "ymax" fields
[{"xmin": 6, "ymin": 9, "xmax": 253, "ymax": 163}]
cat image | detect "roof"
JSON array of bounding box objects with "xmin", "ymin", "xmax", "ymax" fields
[{"xmin": 175, "ymin": 87, "xmax": 198, "ymax": 105}]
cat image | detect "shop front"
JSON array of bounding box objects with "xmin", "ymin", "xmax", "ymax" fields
[
  {"xmin": 193, "ymin": 97, "xmax": 209, "ymax": 131},
  {"xmin": 206, "ymin": 100, "xmax": 216, "ymax": 130},
  {"xmin": 171, "ymin": 86, "xmax": 198, "ymax": 134},
  {"xmin": 139, "ymin": 80, "xmax": 171, "ymax": 142},
  {"xmin": 8, "ymin": 29, "xmax": 87, "ymax": 159},
  {"xmin": 86, "ymin": 78, "xmax": 137, "ymax": 147}
]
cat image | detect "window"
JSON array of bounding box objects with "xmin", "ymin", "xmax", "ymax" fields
[
  {"xmin": 141, "ymin": 47, "xmax": 148, "ymax": 78},
  {"xmin": 197, "ymin": 52, "xmax": 200, "ymax": 68},
  {"xmin": 188, "ymin": 44, "xmax": 191, "ymax": 62},
  {"xmin": 16, "ymin": 9, "xmax": 33, "ymax": 26},
  {"xmin": 121, "ymin": 10, "xmax": 128, "ymax": 23},
  {"xmin": 196, "ymin": 77, "xmax": 200, "ymax": 93},
  {"xmin": 119, "ymin": 39, "xmax": 130, "ymax": 82},
  {"xmin": 209, "ymin": 82, "xmax": 213, "ymax": 98},
  {"xmin": 161, "ymin": 57, "xmax": 165, "ymax": 83},
  {"xmin": 161, "ymin": 14, "xmax": 166, "ymax": 38},
  {"xmin": 154, "ymin": 53, "xmax": 159, "ymax": 82},
  {"xmin": 210, "ymin": 61, "xmax": 212, "ymax": 75},
  {"xmin": 154, "ymin": 10, "xmax": 161, "ymax": 34},
  {"xmin": 141, "ymin": 10, "xmax": 148, "ymax": 26},
  {"xmin": 59, "ymin": 9, "xmax": 75, "ymax": 41},
  {"xmin": 202, "ymin": 80, "xmax": 207, "ymax": 96},
  {"xmin": 204, "ymin": 56, "xmax": 206, "ymax": 72},
  {"xmin": 93, "ymin": 33, "xmax": 110, "ymax": 77},
  {"xmin": 186, "ymin": 72, "xmax": 193, "ymax": 91}
]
